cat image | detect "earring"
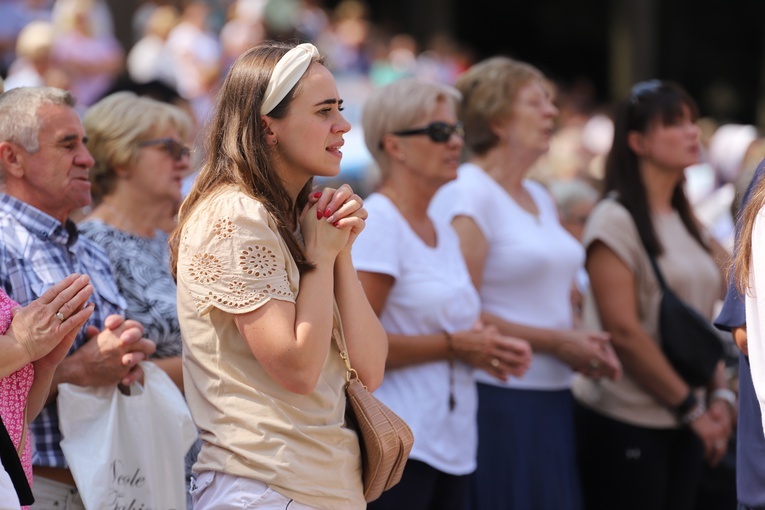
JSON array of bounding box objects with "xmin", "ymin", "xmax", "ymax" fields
[{"xmin": 273, "ymin": 139, "xmax": 278, "ymax": 145}]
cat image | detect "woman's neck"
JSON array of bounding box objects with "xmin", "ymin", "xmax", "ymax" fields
[
  {"xmin": 469, "ymin": 145, "xmax": 536, "ymax": 193},
  {"xmin": 378, "ymin": 171, "xmax": 437, "ymax": 220},
  {"xmin": 640, "ymin": 162, "xmax": 683, "ymax": 215},
  {"xmin": 378, "ymin": 172, "xmax": 439, "ymax": 246},
  {"xmin": 89, "ymin": 192, "xmax": 174, "ymax": 238}
]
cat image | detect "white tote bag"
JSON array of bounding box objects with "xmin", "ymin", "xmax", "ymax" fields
[{"xmin": 58, "ymin": 361, "xmax": 198, "ymax": 510}]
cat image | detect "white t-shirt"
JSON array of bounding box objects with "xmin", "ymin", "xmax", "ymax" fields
[
  {"xmin": 351, "ymin": 193, "xmax": 481, "ymax": 475},
  {"xmin": 746, "ymin": 207, "xmax": 765, "ymax": 435},
  {"xmin": 0, "ymin": 456, "xmax": 20, "ymax": 510},
  {"xmin": 431, "ymin": 163, "xmax": 584, "ymax": 390}
]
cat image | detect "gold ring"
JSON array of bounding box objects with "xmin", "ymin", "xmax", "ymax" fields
[
  {"xmin": 590, "ymin": 359, "xmax": 600, "ymax": 370},
  {"xmin": 491, "ymin": 358, "xmax": 500, "ymax": 368},
  {"xmin": 56, "ymin": 311, "xmax": 65, "ymax": 322}
]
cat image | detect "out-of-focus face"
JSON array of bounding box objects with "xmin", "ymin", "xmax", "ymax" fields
[
  {"xmin": 639, "ymin": 104, "xmax": 701, "ymax": 171},
  {"xmin": 497, "ymin": 79, "xmax": 558, "ymax": 159},
  {"xmin": 394, "ymin": 100, "xmax": 464, "ymax": 189},
  {"xmin": 125, "ymin": 127, "xmax": 190, "ymax": 204},
  {"xmin": 8, "ymin": 103, "xmax": 95, "ymax": 223},
  {"xmin": 560, "ymin": 198, "xmax": 595, "ymax": 242},
  {"xmin": 268, "ymin": 63, "xmax": 351, "ymax": 190}
]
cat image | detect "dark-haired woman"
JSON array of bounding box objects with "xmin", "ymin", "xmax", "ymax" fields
[
  {"xmin": 573, "ymin": 80, "xmax": 733, "ymax": 510},
  {"xmin": 170, "ymin": 41, "xmax": 386, "ymax": 509}
]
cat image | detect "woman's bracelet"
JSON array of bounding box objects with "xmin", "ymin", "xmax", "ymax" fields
[
  {"xmin": 681, "ymin": 402, "xmax": 706, "ymax": 424},
  {"xmin": 674, "ymin": 391, "xmax": 698, "ymax": 418},
  {"xmin": 709, "ymin": 388, "xmax": 737, "ymax": 411}
]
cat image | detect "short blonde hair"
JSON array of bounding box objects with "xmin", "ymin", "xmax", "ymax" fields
[
  {"xmin": 84, "ymin": 91, "xmax": 194, "ymax": 203},
  {"xmin": 455, "ymin": 56, "xmax": 544, "ymax": 156},
  {"xmin": 362, "ymin": 78, "xmax": 460, "ymax": 176},
  {"xmin": 16, "ymin": 21, "xmax": 54, "ymax": 61}
]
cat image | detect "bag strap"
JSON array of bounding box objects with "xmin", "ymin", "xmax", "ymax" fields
[
  {"xmin": 646, "ymin": 253, "xmax": 669, "ymax": 292},
  {"xmin": 330, "ymin": 303, "xmax": 362, "ymax": 385},
  {"xmin": 0, "ymin": 413, "xmax": 33, "ymax": 505},
  {"xmin": 608, "ymin": 196, "xmax": 669, "ymax": 292}
]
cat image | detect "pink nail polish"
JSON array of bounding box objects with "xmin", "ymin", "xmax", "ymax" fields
[
  {"xmin": 317, "ymin": 209, "xmax": 323, "ymax": 220},
  {"xmin": 333, "ymin": 221, "xmax": 339, "ymax": 227},
  {"xmin": 313, "ymin": 192, "xmax": 322, "ymax": 198},
  {"xmin": 324, "ymin": 208, "xmax": 332, "ymax": 218}
]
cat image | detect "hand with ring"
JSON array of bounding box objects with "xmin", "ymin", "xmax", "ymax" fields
[
  {"xmin": 2, "ymin": 274, "xmax": 95, "ymax": 378},
  {"xmin": 449, "ymin": 322, "xmax": 532, "ymax": 381}
]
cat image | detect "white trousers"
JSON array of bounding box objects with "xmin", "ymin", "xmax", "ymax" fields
[{"xmin": 190, "ymin": 471, "xmax": 323, "ymax": 510}]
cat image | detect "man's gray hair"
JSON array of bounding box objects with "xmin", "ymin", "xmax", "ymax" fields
[{"xmin": 0, "ymin": 87, "xmax": 77, "ymax": 153}]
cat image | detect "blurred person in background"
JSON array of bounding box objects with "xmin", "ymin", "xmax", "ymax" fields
[
  {"xmin": 0, "ymin": 0, "xmax": 52, "ymax": 76},
  {"xmin": 127, "ymin": 4, "xmax": 180, "ymax": 89},
  {"xmin": 3, "ymin": 20, "xmax": 68, "ymax": 91},
  {"xmin": 430, "ymin": 56, "xmax": 621, "ymax": 510},
  {"xmin": 79, "ymin": 90, "xmax": 198, "ymax": 509},
  {"xmin": 573, "ymin": 80, "xmax": 732, "ymax": 510},
  {"xmin": 165, "ymin": 1, "xmax": 221, "ymax": 122},
  {"xmin": 219, "ymin": 0, "xmax": 266, "ymax": 74},
  {"xmin": 354, "ymin": 78, "xmax": 531, "ymax": 510},
  {"xmin": 548, "ymin": 177, "xmax": 600, "ymax": 328},
  {"xmin": 51, "ymin": 0, "xmax": 123, "ymax": 107}
]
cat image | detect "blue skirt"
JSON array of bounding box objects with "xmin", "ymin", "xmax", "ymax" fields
[{"xmin": 469, "ymin": 384, "xmax": 582, "ymax": 510}]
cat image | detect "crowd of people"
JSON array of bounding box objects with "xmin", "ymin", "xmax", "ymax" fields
[{"xmin": 1, "ymin": 1, "xmax": 765, "ymax": 510}]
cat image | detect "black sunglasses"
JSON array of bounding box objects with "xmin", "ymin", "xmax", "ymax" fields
[
  {"xmin": 139, "ymin": 138, "xmax": 191, "ymax": 161},
  {"xmin": 629, "ymin": 80, "xmax": 662, "ymax": 104},
  {"xmin": 387, "ymin": 121, "xmax": 465, "ymax": 145}
]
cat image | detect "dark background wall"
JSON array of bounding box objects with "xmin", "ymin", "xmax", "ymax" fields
[{"xmin": 360, "ymin": 0, "xmax": 765, "ymax": 125}]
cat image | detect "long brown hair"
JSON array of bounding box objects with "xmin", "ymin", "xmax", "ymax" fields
[
  {"xmin": 733, "ymin": 161, "xmax": 765, "ymax": 294},
  {"xmin": 169, "ymin": 41, "xmax": 325, "ymax": 278}
]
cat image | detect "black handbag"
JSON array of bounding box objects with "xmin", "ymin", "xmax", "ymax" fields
[{"xmin": 646, "ymin": 254, "xmax": 724, "ymax": 387}]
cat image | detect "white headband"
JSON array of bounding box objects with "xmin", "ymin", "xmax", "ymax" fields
[{"xmin": 260, "ymin": 43, "xmax": 321, "ymax": 115}]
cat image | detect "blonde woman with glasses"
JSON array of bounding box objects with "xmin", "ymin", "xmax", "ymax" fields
[{"xmin": 354, "ymin": 78, "xmax": 531, "ymax": 510}]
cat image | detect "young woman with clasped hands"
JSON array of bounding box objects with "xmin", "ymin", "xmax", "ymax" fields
[{"xmin": 170, "ymin": 41, "xmax": 386, "ymax": 510}]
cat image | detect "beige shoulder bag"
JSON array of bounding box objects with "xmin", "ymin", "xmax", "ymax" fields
[{"xmin": 332, "ymin": 321, "xmax": 414, "ymax": 502}]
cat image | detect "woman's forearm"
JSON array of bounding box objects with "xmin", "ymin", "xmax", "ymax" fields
[{"xmin": 334, "ymin": 252, "xmax": 387, "ymax": 390}]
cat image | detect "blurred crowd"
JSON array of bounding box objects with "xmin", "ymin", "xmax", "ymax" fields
[{"xmin": 3, "ymin": 0, "xmax": 763, "ymax": 238}]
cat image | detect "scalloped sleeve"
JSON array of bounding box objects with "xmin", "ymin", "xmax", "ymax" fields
[{"xmin": 178, "ymin": 190, "xmax": 297, "ymax": 316}]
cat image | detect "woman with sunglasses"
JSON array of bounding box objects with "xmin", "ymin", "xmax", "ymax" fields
[
  {"xmin": 430, "ymin": 56, "xmax": 622, "ymax": 510},
  {"xmin": 572, "ymin": 80, "xmax": 732, "ymax": 510},
  {"xmin": 354, "ymin": 78, "xmax": 532, "ymax": 510},
  {"xmin": 169, "ymin": 41, "xmax": 386, "ymax": 509},
  {"xmin": 78, "ymin": 91, "xmax": 200, "ymax": 508}
]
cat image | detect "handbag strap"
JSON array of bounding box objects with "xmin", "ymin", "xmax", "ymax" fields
[
  {"xmin": 329, "ymin": 304, "xmax": 361, "ymax": 384},
  {"xmin": 646, "ymin": 253, "xmax": 669, "ymax": 292},
  {"xmin": 609, "ymin": 196, "xmax": 670, "ymax": 293},
  {"xmin": 0, "ymin": 414, "xmax": 33, "ymax": 505}
]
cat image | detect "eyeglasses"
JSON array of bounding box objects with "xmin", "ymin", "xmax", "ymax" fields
[
  {"xmin": 391, "ymin": 121, "xmax": 465, "ymax": 144},
  {"xmin": 138, "ymin": 138, "xmax": 191, "ymax": 161},
  {"xmin": 629, "ymin": 80, "xmax": 662, "ymax": 104}
]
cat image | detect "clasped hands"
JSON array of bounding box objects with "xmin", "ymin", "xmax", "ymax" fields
[
  {"xmin": 450, "ymin": 322, "xmax": 533, "ymax": 382},
  {"xmin": 300, "ymin": 184, "xmax": 367, "ymax": 258}
]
